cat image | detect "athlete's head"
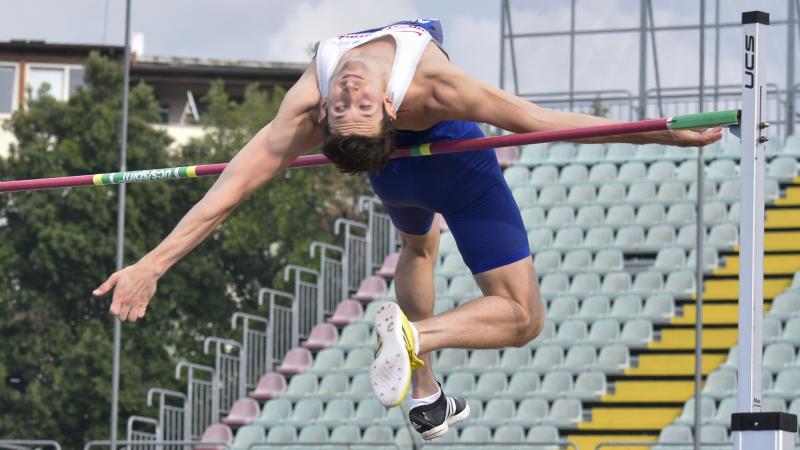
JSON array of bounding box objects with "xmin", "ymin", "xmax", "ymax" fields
[{"xmin": 320, "ymin": 59, "xmax": 397, "ymax": 174}]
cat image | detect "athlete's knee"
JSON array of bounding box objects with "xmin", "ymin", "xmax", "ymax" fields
[
  {"xmin": 400, "ymin": 230, "xmax": 439, "ymax": 259},
  {"xmin": 510, "ymin": 287, "xmax": 545, "ymax": 347}
]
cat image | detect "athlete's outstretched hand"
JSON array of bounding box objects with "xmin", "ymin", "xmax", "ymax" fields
[
  {"xmin": 664, "ymin": 127, "xmax": 724, "ymax": 148},
  {"xmin": 93, "ymin": 262, "xmax": 158, "ymax": 322}
]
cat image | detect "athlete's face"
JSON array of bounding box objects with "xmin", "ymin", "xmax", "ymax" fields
[{"xmin": 321, "ymin": 59, "xmax": 396, "ymax": 136}]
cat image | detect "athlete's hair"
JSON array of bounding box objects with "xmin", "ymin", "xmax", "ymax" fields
[{"xmin": 321, "ymin": 110, "xmax": 396, "ymax": 175}]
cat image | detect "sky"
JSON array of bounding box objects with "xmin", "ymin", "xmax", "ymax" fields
[{"xmin": 0, "ymin": 0, "xmax": 794, "ymax": 98}]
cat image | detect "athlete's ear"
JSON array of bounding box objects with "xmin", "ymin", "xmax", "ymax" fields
[
  {"xmin": 318, "ymin": 98, "xmax": 328, "ymax": 124},
  {"xmin": 383, "ymin": 94, "xmax": 397, "ymax": 121}
]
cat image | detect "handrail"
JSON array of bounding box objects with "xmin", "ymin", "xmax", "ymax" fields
[
  {"xmin": 230, "ymin": 312, "xmax": 268, "ymax": 329},
  {"xmin": 146, "ymin": 387, "xmax": 186, "ymax": 407},
  {"xmin": 174, "ymin": 361, "xmax": 214, "ymax": 380},
  {"xmin": 283, "ymin": 264, "xmax": 319, "ymax": 282},
  {"xmin": 595, "ymin": 441, "xmax": 733, "ymax": 449},
  {"xmin": 0, "ymin": 440, "xmax": 62, "ymax": 450},
  {"xmin": 83, "ymin": 440, "xmax": 229, "ymax": 450},
  {"xmin": 334, "ymin": 217, "xmax": 368, "ymax": 235},
  {"xmin": 309, "ymin": 241, "xmax": 343, "ymax": 258},
  {"xmin": 257, "ymin": 287, "xmax": 293, "ymax": 307},
  {"xmin": 202, "ymin": 336, "xmax": 241, "ymax": 354}
]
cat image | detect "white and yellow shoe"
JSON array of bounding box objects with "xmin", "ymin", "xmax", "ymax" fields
[{"xmin": 371, "ymin": 302, "xmax": 424, "ymax": 407}]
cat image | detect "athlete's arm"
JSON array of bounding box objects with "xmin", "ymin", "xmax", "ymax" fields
[
  {"xmin": 93, "ymin": 63, "xmax": 324, "ymax": 322},
  {"xmin": 427, "ymin": 64, "xmax": 721, "ymax": 147}
]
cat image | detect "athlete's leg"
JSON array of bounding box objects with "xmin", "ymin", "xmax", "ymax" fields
[
  {"xmin": 413, "ymin": 255, "xmax": 545, "ymax": 353},
  {"xmin": 394, "ymin": 225, "xmax": 441, "ymax": 399}
]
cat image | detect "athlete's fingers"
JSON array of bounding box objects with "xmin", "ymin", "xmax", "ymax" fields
[
  {"xmin": 118, "ymin": 303, "xmax": 133, "ymax": 321},
  {"xmin": 93, "ymin": 272, "xmax": 120, "ymax": 297}
]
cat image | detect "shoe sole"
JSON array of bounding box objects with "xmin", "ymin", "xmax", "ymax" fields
[
  {"xmin": 371, "ymin": 303, "xmax": 411, "ymax": 407},
  {"xmin": 420, "ymin": 403, "xmax": 471, "ymax": 441}
]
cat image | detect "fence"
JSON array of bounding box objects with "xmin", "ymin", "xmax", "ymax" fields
[
  {"xmin": 174, "ymin": 362, "xmax": 216, "ymax": 440},
  {"xmin": 83, "ymin": 441, "xmax": 229, "ymax": 450},
  {"xmin": 146, "ymin": 388, "xmax": 186, "ymax": 446},
  {"xmin": 0, "ymin": 441, "xmax": 62, "ymax": 450},
  {"xmin": 359, "ymin": 196, "xmax": 401, "ymax": 274},
  {"xmin": 334, "ymin": 218, "xmax": 369, "ymax": 296},
  {"xmin": 310, "ymin": 241, "xmax": 345, "ymax": 313},
  {"xmin": 125, "ymin": 416, "xmax": 159, "ymax": 450},
  {"xmin": 203, "ymin": 337, "xmax": 243, "ymax": 413},
  {"xmin": 284, "ymin": 264, "xmax": 323, "ymax": 341},
  {"xmin": 231, "ymin": 312, "xmax": 270, "ymax": 391},
  {"xmin": 259, "ymin": 287, "xmax": 296, "ymax": 370},
  {"xmin": 594, "ymin": 442, "xmax": 733, "ymax": 449}
]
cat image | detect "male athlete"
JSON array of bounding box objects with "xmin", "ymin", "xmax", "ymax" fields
[{"xmin": 94, "ymin": 19, "xmax": 721, "ymax": 440}]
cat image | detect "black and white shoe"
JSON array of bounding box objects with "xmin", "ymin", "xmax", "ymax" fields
[{"xmin": 408, "ymin": 385, "xmax": 470, "ymax": 441}]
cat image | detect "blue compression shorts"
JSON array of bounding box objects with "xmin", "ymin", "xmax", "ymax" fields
[{"xmin": 368, "ymin": 121, "xmax": 531, "ymax": 274}]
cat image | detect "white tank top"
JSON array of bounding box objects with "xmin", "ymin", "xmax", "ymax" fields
[{"xmin": 316, "ymin": 22, "xmax": 439, "ymax": 112}]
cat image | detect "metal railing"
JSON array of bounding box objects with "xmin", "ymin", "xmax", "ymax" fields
[
  {"xmin": 422, "ymin": 442, "xmax": 577, "ymax": 450},
  {"xmin": 146, "ymin": 388, "xmax": 186, "ymax": 446},
  {"xmin": 334, "ymin": 218, "xmax": 369, "ymax": 296},
  {"xmin": 359, "ymin": 196, "xmax": 401, "ymax": 274},
  {"xmin": 595, "ymin": 442, "xmax": 733, "ymax": 449},
  {"xmin": 202, "ymin": 337, "xmax": 243, "ymax": 413},
  {"xmin": 258, "ymin": 287, "xmax": 296, "ymax": 370},
  {"xmin": 175, "ymin": 362, "xmax": 216, "ymax": 439},
  {"xmin": 310, "ymin": 241, "xmax": 345, "ymax": 314},
  {"xmin": 0, "ymin": 441, "xmax": 62, "ymax": 450},
  {"xmin": 231, "ymin": 312, "xmax": 269, "ymax": 391},
  {"xmin": 248, "ymin": 444, "xmax": 401, "ymax": 450},
  {"xmin": 125, "ymin": 416, "xmax": 159, "ymax": 450},
  {"xmin": 84, "ymin": 441, "xmax": 229, "ymax": 450},
  {"xmin": 284, "ymin": 264, "xmax": 323, "ymax": 340}
]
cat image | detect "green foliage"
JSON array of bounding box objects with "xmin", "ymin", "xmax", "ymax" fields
[{"xmin": 0, "ymin": 52, "xmax": 367, "ymax": 445}]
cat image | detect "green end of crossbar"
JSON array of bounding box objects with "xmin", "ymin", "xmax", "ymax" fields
[{"xmin": 668, "ymin": 109, "xmax": 741, "ymax": 130}]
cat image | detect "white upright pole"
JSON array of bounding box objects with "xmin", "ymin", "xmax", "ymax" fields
[{"xmin": 732, "ymin": 10, "xmax": 797, "ymax": 450}]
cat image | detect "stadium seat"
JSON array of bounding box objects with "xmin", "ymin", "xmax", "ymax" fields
[
  {"xmin": 635, "ymin": 204, "xmax": 666, "ymax": 225},
  {"xmin": 707, "ymin": 159, "xmax": 738, "ymax": 180},
  {"xmin": 618, "ymin": 162, "xmax": 647, "ymax": 182},
  {"xmin": 359, "ymin": 299, "xmax": 388, "ymax": 324},
  {"xmin": 558, "ymin": 164, "xmax": 590, "ymax": 184},
  {"xmin": 601, "ymin": 272, "xmax": 632, "ymax": 295},
  {"xmin": 549, "ymin": 143, "xmax": 577, "ymax": 164},
  {"xmin": 617, "ymin": 319, "xmax": 654, "ymax": 346},
  {"xmin": 562, "ymin": 249, "xmax": 592, "ymax": 273},
  {"xmin": 688, "ymin": 180, "xmax": 717, "ymax": 200},
  {"xmin": 296, "ymin": 424, "xmax": 328, "ymax": 446},
  {"xmin": 592, "ymin": 249, "xmax": 623, "ymax": 273},
  {"xmin": 609, "ymin": 295, "xmax": 642, "ymax": 320},
  {"xmin": 433, "ymin": 298, "xmax": 455, "ymax": 315},
  {"xmin": 276, "ymin": 347, "xmax": 314, "ymax": 375},
  {"xmin": 546, "ymin": 206, "xmax": 576, "ymax": 227},
  {"xmin": 255, "ymin": 398, "xmax": 291, "ymax": 427},
  {"xmin": 664, "ymin": 146, "xmax": 696, "ymax": 161},
  {"xmin": 528, "ymin": 321, "xmax": 556, "ymax": 348},
  {"xmin": 546, "ymin": 297, "xmax": 579, "ymax": 324},
  {"xmin": 626, "ymin": 182, "xmax": 657, "ymax": 204},
  {"xmin": 589, "ymin": 163, "xmax": 618, "ymax": 184},
  {"xmin": 783, "ymin": 134, "xmax": 800, "ymax": 155},
  {"xmin": 768, "ymin": 367, "xmax": 800, "ymax": 399},
  {"xmin": 540, "ymin": 273, "xmax": 570, "ymax": 297},
  {"xmin": 642, "ymin": 294, "xmax": 676, "ymax": 321},
  {"xmin": 708, "ymin": 396, "xmax": 736, "ymax": 425},
  {"xmin": 513, "ymin": 185, "xmax": 538, "ymax": 208},
  {"xmin": 688, "ymin": 247, "xmax": 719, "ymax": 272},
  {"xmin": 607, "ymin": 143, "xmax": 636, "ymax": 162},
  {"xmin": 316, "ymin": 398, "xmax": 354, "ymax": 427},
  {"xmin": 522, "ymin": 207, "xmax": 546, "ymax": 229},
  {"xmin": 479, "ymin": 398, "xmax": 516, "ymax": 427},
  {"xmin": 504, "ymin": 372, "xmax": 541, "ymax": 399},
  {"xmin": 777, "ymin": 317, "xmax": 800, "ymax": 345},
  {"xmin": 197, "ymin": 423, "xmax": 234, "ymax": 450},
  {"xmin": 470, "ymin": 371, "xmax": 508, "ymax": 400},
  {"xmin": 675, "ymin": 396, "xmax": 716, "ymax": 425},
  {"xmin": 285, "ymin": 398, "xmax": 323, "ymax": 425},
  {"xmin": 597, "ymin": 183, "xmax": 627, "ymax": 204},
  {"xmin": 303, "ymin": 323, "xmax": 339, "ymax": 350},
  {"xmin": 717, "ymin": 179, "xmax": 740, "ymax": 202},
  {"xmin": 614, "ymin": 225, "xmax": 645, "ymax": 249},
  {"xmin": 636, "ymin": 144, "xmax": 664, "ymax": 161},
  {"xmin": 534, "ymin": 250, "xmax": 562, "ymax": 275},
  {"xmin": 606, "ymin": 205, "xmax": 636, "ymax": 227},
  {"xmin": 459, "ymin": 425, "xmax": 492, "ymax": 444},
  {"xmin": 328, "ymin": 300, "xmax": 363, "ymax": 326},
  {"xmin": 653, "ymin": 247, "xmax": 686, "ymax": 272},
  {"xmin": 577, "ymin": 295, "xmax": 611, "ymax": 320},
  {"xmin": 351, "ymin": 399, "xmax": 385, "ymax": 426},
  {"xmin": 493, "ymin": 425, "xmax": 526, "ymax": 443},
  {"xmin": 631, "ymin": 271, "xmax": 664, "ymax": 295},
  {"xmin": 334, "ymin": 323, "xmax": 370, "ymax": 351},
  {"xmin": 495, "ymin": 146, "xmax": 520, "ymax": 167},
  {"xmin": 317, "ymin": 373, "xmax": 349, "ymax": 398},
  {"xmin": 436, "ymin": 348, "xmax": 468, "ymax": 374},
  {"xmin": 704, "ymin": 201, "xmax": 728, "ymax": 224},
  {"xmin": 584, "ymin": 227, "xmax": 614, "ymax": 249},
  {"xmin": 529, "ymin": 345, "xmax": 565, "ymax": 372},
  {"xmin": 644, "ymin": 225, "xmax": 677, "ymax": 248},
  {"xmin": 499, "ymin": 347, "xmax": 532, "ymax": 373},
  {"xmin": 439, "ymin": 232, "xmax": 458, "ymax": 255},
  {"xmin": 666, "ymin": 202, "xmax": 696, "ymax": 224},
  {"xmin": 361, "ymin": 425, "xmax": 394, "ymax": 444},
  {"xmin": 527, "ymin": 425, "xmax": 561, "ymax": 446},
  {"xmin": 553, "ymin": 227, "xmax": 584, "ymax": 249},
  {"xmin": 567, "ymin": 184, "xmax": 596, "ymax": 205},
  {"xmin": 541, "ymin": 398, "xmax": 582, "ymax": 427},
  {"xmin": 676, "ymin": 224, "xmax": 699, "ymax": 248},
  {"xmin": 575, "ymin": 205, "xmax": 606, "ymax": 226},
  {"xmin": 448, "ymin": 275, "xmax": 480, "ymax": 297},
  {"xmin": 769, "ymin": 292, "xmax": 800, "ymax": 319},
  {"xmin": 560, "ymin": 345, "xmax": 597, "ymax": 373},
  {"xmin": 648, "ymin": 161, "xmax": 677, "ymax": 182},
  {"xmin": 444, "ymin": 373, "xmax": 476, "ymax": 396},
  {"xmin": 538, "ymin": 371, "xmax": 574, "ymax": 399},
  {"xmin": 764, "ymin": 395, "xmax": 785, "ymax": 412},
  {"xmin": 283, "ymin": 373, "xmax": 319, "ymax": 399},
  {"xmin": 768, "ymin": 156, "xmax": 798, "ymax": 179},
  {"xmin": 329, "ymin": 425, "xmax": 361, "ymax": 444},
  {"xmin": 376, "ymin": 252, "xmax": 400, "ymax": 278},
  {"xmin": 576, "ymin": 143, "xmax": 606, "ymax": 163},
  {"xmin": 553, "ymin": 320, "xmax": 589, "ymax": 345},
  {"xmin": 250, "ymin": 372, "xmax": 287, "ymax": 401},
  {"xmin": 702, "ymin": 369, "xmax": 737, "ymax": 399},
  {"xmin": 586, "ymin": 319, "xmax": 620, "ymax": 345},
  {"xmin": 307, "ymin": 348, "xmax": 344, "ymax": 374},
  {"xmin": 530, "ymin": 165, "xmax": 559, "ymax": 186},
  {"xmin": 265, "ymin": 424, "xmax": 297, "ymax": 445},
  {"xmin": 763, "ymin": 316, "xmax": 783, "ymax": 343},
  {"xmin": 677, "ymin": 160, "xmax": 699, "ymax": 181},
  {"xmin": 595, "ymin": 344, "xmax": 630, "ymax": 373},
  {"xmin": 568, "ymin": 371, "xmax": 607, "ymax": 400},
  {"xmin": 657, "ymin": 180, "xmax": 687, "ymax": 202},
  {"xmin": 519, "ymin": 144, "xmax": 549, "ymax": 165},
  {"xmin": 343, "ymin": 373, "xmax": 371, "ymax": 399},
  {"xmin": 467, "ymin": 349, "xmax": 500, "ymax": 373},
  {"xmin": 700, "ymin": 425, "xmax": 729, "ymax": 445},
  {"xmin": 440, "ymin": 253, "xmax": 470, "ymax": 275},
  {"xmin": 763, "ymin": 343, "xmax": 796, "ymax": 373},
  {"xmin": 232, "ymin": 424, "xmax": 266, "ymax": 450},
  {"xmin": 341, "ymin": 348, "xmax": 373, "ymax": 375},
  {"xmin": 538, "ymin": 185, "xmax": 568, "ymax": 206},
  {"xmin": 664, "ymin": 271, "xmax": 695, "ymax": 296},
  {"xmin": 655, "ymin": 424, "xmax": 692, "ymax": 447},
  {"xmin": 528, "ymin": 227, "xmax": 554, "ymax": 249},
  {"xmin": 509, "ymin": 398, "xmax": 549, "ymax": 426},
  {"xmin": 503, "ymin": 166, "xmax": 530, "ymax": 187}
]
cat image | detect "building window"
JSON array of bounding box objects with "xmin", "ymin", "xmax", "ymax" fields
[
  {"xmin": 0, "ymin": 65, "xmax": 16, "ymax": 115},
  {"xmin": 26, "ymin": 64, "xmax": 85, "ymax": 102}
]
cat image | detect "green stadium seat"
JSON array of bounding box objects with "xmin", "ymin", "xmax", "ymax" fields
[
  {"xmin": 434, "ymin": 298, "xmax": 455, "ymax": 316},
  {"xmin": 717, "ymin": 179, "xmax": 740, "ymax": 202},
  {"xmin": 470, "ymin": 371, "xmax": 508, "ymax": 400},
  {"xmin": 329, "ymin": 424, "xmax": 361, "ymax": 444},
  {"xmin": 677, "ymin": 160, "xmax": 699, "ymax": 181},
  {"xmin": 664, "ymin": 146, "xmax": 696, "ymax": 161},
  {"xmin": 703, "ymin": 369, "xmax": 737, "ymax": 399},
  {"xmin": 631, "ymin": 271, "xmax": 664, "ymax": 295},
  {"xmin": 700, "ymin": 424, "xmax": 729, "ymax": 446},
  {"xmin": 647, "ymin": 161, "xmax": 677, "ymax": 182},
  {"xmin": 479, "ymin": 398, "xmax": 516, "ymax": 427},
  {"xmin": 519, "ymin": 144, "xmax": 549, "ymax": 165},
  {"xmin": 568, "ymin": 371, "xmax": 607, "ymax": 400},
  {"xmin": 625, "ymin": 181, "xmax": 656, "ymax": 205},
  {"xmin": 545, "ymin": 206, "xmax": 576, "ymax": 227},
  {"xmin": 459, "ymin": 425, "xmax": 492, "ymax": 446},
  {"xmin": 498, "ymin": 347, "xmax": 532, "ymax": 373},
  {"xmin": 538, "ymin": 371, "xmax": 573, "ymax": 399},
  {"xmin": 335, "ymin": 324, "xmax": 370, "ymax": 351},
  {"xmin": 439, "ymin": 232, "xmax": 458, "ymax": 255},
  {"xmin": 552, "ymin": 320, "xmax": 588, "ymax": 345},
  {"xmin": 666, "ymin": 202, "xmax": 696, "ymax": 225},
  {"xmin": 654, "ymin": 424, "xmax": 692, "ymax": 448},
  {"xmin": 617, "ymin": 319, "xmax": 654, "ymax": 346},
  {"xmin": 768, "ymin": 156, "xmax": 798, "ymax": 179},
  {"xmin": 609, "ymin": 294, "xmax": 642, "ymax": 320},
  {"xmin": 510, "ymin": 398, "xmax": 550, "ymax": 426},
  {"xmin": 284, "ymin": 373, "xmax": 318, "ymax": 399},
  {"xmin": 789, "ymin": 398, "xmax": 800, "ymax": 416},
  {"xmin": 527, "ymin": 424, "xmax": 561, "ymax": 448},
  {"xmin": 688, "ymin": 180, "xmax": 718, "ymax": 200},
  {"xmin": 350, "ymin": 399, "xmax": 385, "ymax": 426},
  {"xmin": 586, "ymin": 319, "xmax": 620, "ymax": 345},
  {"xmin": 577, "ymin": 295, "xmax": 611, "ymax": 320},
  {"xmin": 534, "ymin": 250, "xmax": 562, "ymax": 275},
  {"xmin": 675, "ymin": 396, "xmax": 716, "ymax": 425},
  {"xmin": 255, "ymin": 399, "xmax": 292, "ymax": 426},
  {"xmin": 538, "ymin": 185, "xmax": 568, "ymax": 206},
  {"xmin": 567, "ymin": 184, "xmax": 596, "ymax": 205},
  {"xmin": 503, "ymin": 166, "xmax": 529, "ymax": 188},
  {"xmin": 635, "ymin": 204, "xmax": 666, "ymax": 225},
  {"xmin": 504, "ymin": 371, "xmax": 541, "ymax": 398},
  {"xmin": 539, "ymin": 273, "xmax": 570, "ymax": 297},
  {"xmin": 588, "ymin": 163, "xmax": 618, "ymax": 184},
  {"xmin": 493, "ymin": 425, "xmax": 525, "ymax": 443},
  {"xmin": 593, "ymin": 249, "xmax": 624, "ymax": 272},
  {"xmin": 448, "ymin": 275, "xmax": 479, "ymax": 297},
  {"xmin": 635, "ymin": 143, "xmax": 665, "ymax": 162},
  {"xmin": 644, "ymin": 225, "xmax": 677, "ymax": 249},
  {"xmin": 607, "ymin": 143, "xmax": 636, "ymax": 162},
  {"xmin": 707, "ymin": 159, "xmax": 738, "ymax": 180},
  {"xmin": 529, "ymin": 345, "xmax": 564, "ymax": 372},
  {"xmin": 266, "ymin": 424, "xmax": 297, "ymax": 444},
  {"xmin": 512, "ymin": 185, "xmax": 538, "ymax": 208},
  {"xmin": 528, "ymin": 227, "xmax": 554, "ymax": 249},
  {"xmin": 541, "ymin": 398, "xmax": 582, "ymax": 427},
  {"xmin": 575, "ymin": 205, "xmax": 606, "ymax": 226},
  {"xmin": 362, "ymin": 425, "xmax": 394, "ymax": 444},
  {"xmin": 436, "ymin": 348, "xmax": 468, "ymax": 374},
  {"xmin": 676, "ymin": 224, "xmax": 699, "ymax": 248},
  {"xmin": 596, "ymin": 183, "xmax": 627, "ymax": 204},
  {"xmin": 594, "ymin": 344, "xmax": 630, "ymax": 373},
  {"xmin": 548, "ymin": 143, "xmax": 577, "ymax": 164},
  {"xmin": 440, "ymin": 253, "xmax": 470, "ymax": 276},
  {"xmin": 528, "ymin": 321, "xmax": 556, "ymax": 348},
  {"xmin": 601, "ymin": 272, "xmax": 632, "ymax": 295},
  {"xmin": 654, "ymin": 247, "xmax": 686, "ymax": 272},
  {"xmin": 467, "ymin": 349, "xmax": 500, "ymax": 373},
  {"xmin": 618, "ymin": 162, "xmax": 647, "ymax": 183},
  {"xmin": 522, "ymin": 207, "xmax": 547, "ymax": 230},
  {"xmin": 316, "ymin": 398, "xmax": 353, "ymax": 427},
  {"xmin": 777, "ymin": 317, "xmax": 800, "ymax": 345},
  {"xmin": 560, "ymin": 345, "xmax": 597, "ymax": 373},
  {"xmin": 530, "ymin": 165, "xmax": 559, "ymax": 186},
  {"xmin": 394, "ymin": 427, "xmax": 414, "ymax": 449},
  {"xmin": 584, "ymin": 227, "xmax": 614, "ymax": 249},
  {"xmin": 569, "ymin": 273, "xmax": 601, "ymax": 296},
  {"xmin": 562, "ymin": 250, "xmax": 592, "ymax": 273},
  {"xmin": 344, "ymin": 373, "xmax": 371, "ymax": 399},
  {"xmin": 704, "ymin": 201, "xmax": 728, "ymax": 224},
  {"xmin": 297, "ymin": 424, "xmax": 328, "ymax": 446},
  {"xmin": 341, "ymin": 348, "xmax": 374, "ymax": 375},
  {"xmin": 688, "ymin": 247, "xmax": 719, "ymax": 272},
  {"xmin": 232, "ymin": 424, "xmax": 266, "ymax": 450},
  {"xmin": 606, "ymin": 206, "xmax": 636, "ymax": 227},
  {"xmin": 763, "ymin": 395, "xmax": 788, "ymax": 412},
  {"xmin": 657, "ymin": 181, "xmax": 687, "ymax": 202},
  {"xmin": 317, "ymin": 374, "xmax": 349, "ymax": 398},
  {"xmin": 558, "ymin": 164, "xmax": 590, "ymax": 185},
  {"xmin": 576, "ymin": 143, "xmax": 606, "ymax": 163},
  {"xmin": 664, "ymin": 270, "xmax": 695, "ymax": 296},
  {"xmin": 308, "ymin": 348, "xmax": 344, "ymax": 374},
  {"xmin": 769, "ymin": 292, "xmax": 800, "ymax": 319},
  {"xmin": 641, "ymin": 293, "xmax": 675, "ymax": 322},
  {"xmin": 768, "ymin": 367, "xmax": 800, "ymax": 399},
  {"xmin": 285, "ymin": 399, "xmax": 323, "ymax": 425},
  {"xmin": 553, "ymin": 227, "xmax": 583, "ymax": 249},
  {"xmin": 444, "ymin": 373, "xmax": 475, "ymax": 396}
]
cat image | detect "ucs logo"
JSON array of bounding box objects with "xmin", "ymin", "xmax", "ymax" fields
[{"xmin": 744, "ymin": 34, "xmax": 756, "ymax": 89}]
